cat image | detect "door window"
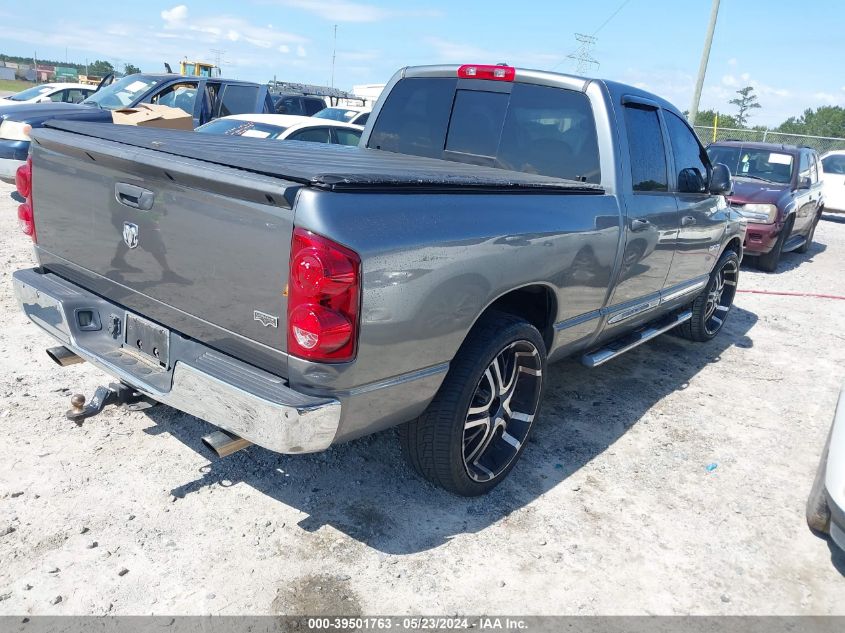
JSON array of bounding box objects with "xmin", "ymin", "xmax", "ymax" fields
[
  {"xmin": 152, "ymin": 82, "xmax": 199, "ymax": 114},
  {"xmin": 63, "ymin": 89, "xmax": 88, "ymax": 104},
  {"xmin": 624, "ymin": 106, "xmax": 668, "ymax": 192},
  {"xmin": 286, "ymin": 127, "xmax": 332, "ymax": 143},
  {"xmin": 664, "ymin": 110, "xmax": 709, "ymax": 193},
  {"xmin": 218, "ymin": 85, "xmax": 259, "ymax": 117},
  {"xmin": 809, "ymin": 153, "xmax": 819, "ymax": 183},
  {"xmin": 798, "ymin": 151, "xmax": 811, "ymax": 180},
  {"xmin": 332, "ymin": 128, "xmax": 362, "ymax": 146}
]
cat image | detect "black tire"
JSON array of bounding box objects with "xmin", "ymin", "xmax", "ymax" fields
[
  {"xmin": 399, "ymin": 311, "xmax": 547, "ymax": 496},
  {"xmin": 796, "ymin": 212, "xmax": 820, "ymax": 254},
  {"xmin": 677, "ymin": 249, "xmax": 739, "ymax": 342},
  {"xmin": 757, "ymin": 216, "xmax": 793, "ymax": 272},
  {"xmin": 807, "ymin": 425, "xmax": 832, "ymax": 536}
]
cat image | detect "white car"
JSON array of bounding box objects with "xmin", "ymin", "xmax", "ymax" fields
[
  {"xmin": 807, "ymin": 383, "xmax": 845, "ymax": 554},
  {"xmin": 0, "ymin": 83, "xmax": 96, "ymax": 107},
  {"xmin": 195, "ymin": 113, "xmax": 363, "ymax": 146},
  {"xmin": 821, "ymin": 150, "xmax": 845, "ymax": 213},
  {"xmin": 312, "ymin": 105, "xmax": 372, "ymax": 126}
]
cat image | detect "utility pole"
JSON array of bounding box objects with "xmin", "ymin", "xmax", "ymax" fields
[
  {"xmin": 33, "ymin": 51, "xmax": 38, "ymax": 83},
  {"xmin": 330, "ymin": 24, "xmax": 337, "ymax": 89},
  {"xmin": 688, "ymin": 0, "xmax": 721, "ymax": 125}
]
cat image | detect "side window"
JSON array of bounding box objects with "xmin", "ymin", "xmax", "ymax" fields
[
  {"xmin": 355, "ymin": 112, "xmax": 370, "ymax": 125},
  {"xmin": 333, "ymin": 128, "xmax": 362, "ymax": 146},
  {"xmin": 219, "ymin": 85, "xmax": 259, "ymax": 117},
  {"xmin": 367, "ymin": 77, "xmax": 457, "ymax": 158},
  {"xmin": 624, "ymin": 106, "xmax": 668, "ymax": 192},
  {"xmin": 287, "ymin": 127, "xmax": 331, "ymax": 143},
  {"xmin": 305, "ymin": 99, "xmax": 325, "ymax": 115},
  {"xmin": 664, "ymin": 110, "xmax": 709, "ymax": 193},
  {"xmin": 809, "ymin": 153, "xmax": 819, "ymax": 184},
  {"xmin": 64, "ymin": 89, "xmax": 87, "ymax": 104},
  {"xmin": 798, "ymin": 151, "xmax": 811, "ymax": 180},
  {"xmin": 152, "ymin": 82, "xmax": 199, "ymax": 114},
  {"xmin": 49, "ymin": 90, "xmax": 64, "ymax": 102}
]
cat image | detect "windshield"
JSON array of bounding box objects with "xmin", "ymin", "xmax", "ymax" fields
[
  {"xmin": 81, "ymin": 76, "xmax": 159, "ymax": 110},
  {"xmin": 8, "ymin": 85, "xmax": 55, "ymax": 101},
  {"xmin": 314, "ymin": 108, "xmax": 360, "ymax": 122},
  {"xmin": 196, "ymin": 119, "xmax": 288, "ymax": 139},
  {"xmin": 707, "ymin": 146, "xmax": 794, "ymax": 184}
]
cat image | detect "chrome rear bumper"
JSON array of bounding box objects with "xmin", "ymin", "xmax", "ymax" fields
[{"xmin": 12, "ymin": 267, "xmax": 341, "ymax": 454}]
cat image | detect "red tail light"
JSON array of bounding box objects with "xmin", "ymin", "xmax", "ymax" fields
[
  {"xmin": 15, "ymin": 159, "xmax": 31, "ymax": 198},
  {"xmin": 16, "ymin": 157, "xmax": 35, "ymax": 242},
  {"xmin": 457, "ymin": 64, "xmax": 515, "ymax": 81},
  {"xmin": 287, "ymin": 228, "xmax": 360, "ymax": 362}
]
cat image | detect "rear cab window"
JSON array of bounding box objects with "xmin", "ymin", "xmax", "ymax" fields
[
  {"xmin": 367, "ymin": 77, "xmax": 601, "ymax": 183},
  {"xmin": 218, "ymin": 85, "xmax": 259, "ymax": 117}
]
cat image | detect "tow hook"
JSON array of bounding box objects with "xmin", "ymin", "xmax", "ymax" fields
[{"xmin": 66, "ymin": 382, "xmax": 156, "ymax": 425}]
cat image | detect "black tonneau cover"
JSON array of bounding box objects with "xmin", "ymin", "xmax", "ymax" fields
[{"xmin": 41, "ymin": 120, "xmax": 604, "ymax": 194}]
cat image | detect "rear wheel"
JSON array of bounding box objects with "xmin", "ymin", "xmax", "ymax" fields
[
  {"xmin": 399, "ymin": 311, "xmax": 546, "ymax": 496},
  {"xmin": 678, "ymin": 249, "xmax": 739, "ymax": 342},
  {"xmin": 757, "ymin": 216, "xmax": 793, "ymax": 272}
]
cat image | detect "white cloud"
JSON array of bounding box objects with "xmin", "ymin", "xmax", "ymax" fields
[
  {"xmin": 161, "ymin": 5, "xmax": 188, "ymax": 25},
  {"xmin": 727, "ymin": 57, "xmax": 737, "ymax": 66},
  {"xmin": 296, "ymin": 45, "xmax": 307, "ymax": 58},
  {"xmin": 274, "ymin": 0, "xmax": 439, "ymax": 23},
  {"xmin": 813, "ymin": 92, "xmax": 839, "ymax": 105},
  {"xmin": 721, "ymin": 74, "xmax": 737, "ymax": 87},
  {"xmin": 278, "ymin": 44, "xmax": 290, "ymax": 53}
]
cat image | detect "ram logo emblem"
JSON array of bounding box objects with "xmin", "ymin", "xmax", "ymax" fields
[
  {"xmin": 122, "ymin": 222, "xmax": 139, "ymax": 249},
  {"xmin": 253, "ymin": 310, "xmax": 278, "ymax": 328}
]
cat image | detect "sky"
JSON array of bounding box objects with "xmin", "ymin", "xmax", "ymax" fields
[{"xmin": 1, "ymin": 0, "xmax": 843, "ymax": 127}]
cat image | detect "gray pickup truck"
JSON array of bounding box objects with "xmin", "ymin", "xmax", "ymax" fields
[{"xmin": 12, "ymin": 64, "xmax": 746, "ymax": 495}]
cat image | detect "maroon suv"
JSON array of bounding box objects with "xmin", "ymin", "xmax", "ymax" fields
[{"xmin": 706, "ymin": 141, "xmax": 824, "ymax": 271}]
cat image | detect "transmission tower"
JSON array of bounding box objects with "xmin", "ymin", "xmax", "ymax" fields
[
  {"xmin": 210, "ymin": 48, "xmax": 227, "ymax": 75},
  {"xmin": 567, "ymin": 34, "xmax": 599, "ymax": 74}
]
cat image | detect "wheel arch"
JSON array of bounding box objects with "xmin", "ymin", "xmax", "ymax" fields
[{"xmin": 464, "ymin": 283, "xmax": 558, "ymax": 353}]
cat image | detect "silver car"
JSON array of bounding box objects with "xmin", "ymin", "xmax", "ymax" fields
[{"xmin": 807, "ymin": 384, "xmax": 845, "ymax": 551}]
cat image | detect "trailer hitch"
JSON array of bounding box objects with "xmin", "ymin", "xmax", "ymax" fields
[{"xmin": 66, "ymin": 382, "xmax": 157, "ymax": 425}]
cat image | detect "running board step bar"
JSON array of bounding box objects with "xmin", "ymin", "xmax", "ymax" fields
[{"xmin": 581, "ymin": 310, "xmax": 692, "ymax": 368}]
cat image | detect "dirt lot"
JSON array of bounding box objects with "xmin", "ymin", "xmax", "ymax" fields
[{"xmin": 1, "ymin": 180, "xmax": 844, "ymax": 615}]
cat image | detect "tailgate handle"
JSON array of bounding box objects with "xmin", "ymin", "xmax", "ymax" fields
[{"xmin": 115, "ymin": 183, "xmax": 155, "ymax": 210}]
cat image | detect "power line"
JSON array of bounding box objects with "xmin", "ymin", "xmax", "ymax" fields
[{"xmin": 592, "ymin": 0, "xmax": 633, "ymax": 36}]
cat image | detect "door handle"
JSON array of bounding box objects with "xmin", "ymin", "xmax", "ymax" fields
[
  {"xmin": 681, "ymin": 215, "xmax": 697, "ymax": 226},
  {"xmin": 115, "ymin": 183, "xmax": 155, "ymax": 210},
  {"xmin": 630, "ymin": 218, "xmax": 651, "ymax": 232}
]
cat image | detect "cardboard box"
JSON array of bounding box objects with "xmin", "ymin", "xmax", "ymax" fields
[{"xmin": 111, "ymin": 104, "xmax": 194, "ymax": 130}]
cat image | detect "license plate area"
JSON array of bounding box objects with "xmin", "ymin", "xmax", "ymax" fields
[{"xmin": 124, "ymin": 313, "xmax": 170, "ymax": 369}]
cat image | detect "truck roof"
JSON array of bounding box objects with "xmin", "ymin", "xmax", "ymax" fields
[{"xmin": 39, "ymin": 120, "xmax": 603, "ymax": 194}]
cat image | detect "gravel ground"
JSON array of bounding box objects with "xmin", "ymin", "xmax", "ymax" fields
[{"xmin": 1, "ymin": 180, "xmax": 844, "ymax": 615}]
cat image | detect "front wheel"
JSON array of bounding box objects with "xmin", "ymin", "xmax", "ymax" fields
[
  {"xmin": 399, "ymin": 311, "xmax": 546, "ymax": 496},
  {"xmin": 796, "ymin": 213, "xmax": 820, "ymax": 254},
  {"xmin": 757, "ymin": 216, "xmax": 793, "ymax": 272},
  {"xmin": 678, "ymin": 249, "xmax": 739, "ymax": 342}
]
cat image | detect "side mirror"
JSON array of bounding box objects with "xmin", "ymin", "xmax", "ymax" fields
[
  {"xmin": 798, "ymin": 176, "xmax": 812, "ymax": 190},
  {"xmin": 709, "ymin": 163, "xmax": 733, "ymax": 195}
]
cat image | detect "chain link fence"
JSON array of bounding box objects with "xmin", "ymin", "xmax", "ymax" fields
[{"xmin": 693, "ymin": 125, "xmax": 845, "ymax": 155}]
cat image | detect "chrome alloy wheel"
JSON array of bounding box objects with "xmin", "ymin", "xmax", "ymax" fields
[
  {"xmin": 703, "ymin": 258, "xmax": 738, "ymax": 335},
  {"xmin": 462, "ymin": 340, "xmax": 543, "ymax": 482}
]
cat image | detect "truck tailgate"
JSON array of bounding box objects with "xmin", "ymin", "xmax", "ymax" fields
[{"xmin": 29, "ymin": 127, "xmax": 301, "ymax": 377}]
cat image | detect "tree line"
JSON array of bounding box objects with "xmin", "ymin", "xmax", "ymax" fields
[
  {"xmin": 0, "ymin": 54, "xmax": 141, "ymax": 77},
  {"xmin": 694, "ymin": 85, "xmax": 845, "ymax": 139}
]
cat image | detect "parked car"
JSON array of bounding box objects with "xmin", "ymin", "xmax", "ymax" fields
[
  {"xmin": 312, "ymin": 105, "xmax": 372, "ymax": 126},
  {"xmin": 820, "ymin": 150, "xmax": 845, "ymax": 214},
  {"xmin": 0, "ymin": 83, "xmax": 96, "ymax": 106},
  {"xmin": 806, "ymin": 384, "xmax": 845, "ymax": 554},
  {"xmin": 196, "ymin": 114, "xmax": 363, "ymax": 146},
  {"xmin": 271, "ymin": 93, "xmax": 327, "ymax": 116},
  {"xmin": 12, "ymin": 63, "xmax": 745, "ymax": 496},
  {"xmin": 707, "ymin": 141, "xmax": 824, "ymax": 271},
  {"xmin": 0, "ymin": 73, "xmax": 272, "ymax": 183}
]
